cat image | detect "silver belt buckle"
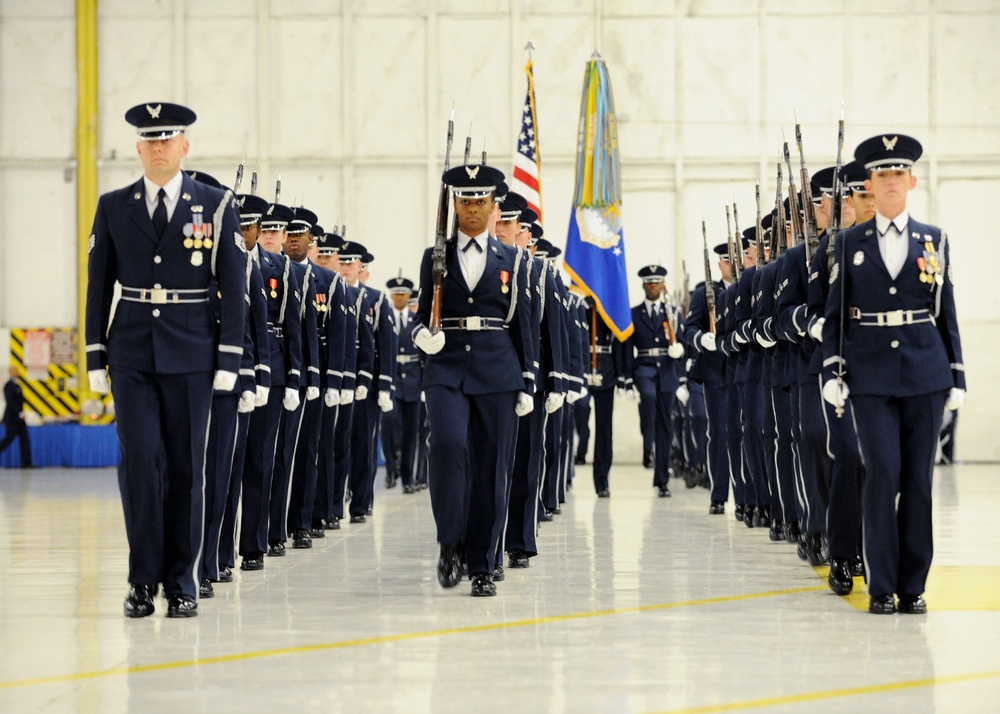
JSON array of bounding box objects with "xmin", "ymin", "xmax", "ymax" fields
[
  {"xmin": 886, "ymin": 310, "xmax": 904, "ymax": 327},
  {"xmin": 150, "ymin": 288, "xmax": 168, "ymax": 304},
  {"xmin": 465, "ymin": 316, "xmax": 482, "ymax": 331}
]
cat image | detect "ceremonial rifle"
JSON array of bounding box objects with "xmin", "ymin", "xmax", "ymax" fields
[
  {"xmin": 732, "ymin": 199, "xmax": 746, "ymax": 271},
  {"xmin": 755, "ymin": 181, "xmax": 768, "ymax": 266},
  {"xmin": 829, "ymin": 111, "xmax": 847, "ymax": 418},
  {"xmin": 234, "ymin": 155, "xmax": 244, "ymax": 193},
  {"xmin": 589, "ymin": 305, "xmax": 602, "ymax": 386},
  {"xmin": 702, "ymin": 219, "xmax": 716, "ymax": 334},
  {"xmin": 447, "ymin": 128, "xmax": 473, "ymax": 243},
  {"xmin": 795, "ymin": 122, "xmax": 820, "ymax": 268},
  {"xmin": 429, "ymin": 111, "xmax": 455, "ymax": 335},
  {"xmin": 783, "ymin": 141, "xmax": 805, "ymax": 250},
  {"xmin": 775, "ymin": 163, "xmax": 788, "ymax": 257},
  {"xmin": 250, "ymin": 165, "xmax": 258, "ymax": 196},
  {"xmin": 681, "ymin": 259, "xmax": 691, "ymax": 315},
  {"xmin": 725, "ymin": 205, "xmax": 741, "ymax": 283},
  {"xmin": 274, "ymin": 174, "xmax": 282, "ymax": 204}
]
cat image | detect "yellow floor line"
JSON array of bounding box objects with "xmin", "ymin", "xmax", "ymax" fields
[
  {"xmin": 653, "ymin": 668, "xmax": 1000, "ymax": 713},
  {"xmin": 0, "ymin": 584, "xmax": 825, "ymax": 691}
]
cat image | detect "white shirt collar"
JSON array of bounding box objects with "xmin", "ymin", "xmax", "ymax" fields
[
  {"xmin": 875, "ymin": 211, "xmax": 909, "ymax": 237},
  {"xmin": 458, "ymin": 229, "xmax": 489, "ymax": 249},
  {"xmin": 143, "ymin": 170, "xmax": 183, "ymax": 203}
]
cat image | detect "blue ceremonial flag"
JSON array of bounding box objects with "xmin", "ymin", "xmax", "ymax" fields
[{"xmin": 563, "ymin": 54, "xmax": 632, "ymax": 341}]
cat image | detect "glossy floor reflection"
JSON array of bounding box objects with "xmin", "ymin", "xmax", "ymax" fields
[{"xmin": 1, "ymin": 463, "xmax": 999, "ymax": 713}]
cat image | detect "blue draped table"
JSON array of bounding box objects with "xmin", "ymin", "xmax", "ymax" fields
[{"xmin": 0, "ymin": 423, "xmax": 120, "ymax": 468}]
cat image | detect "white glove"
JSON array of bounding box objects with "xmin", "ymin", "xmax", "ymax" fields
[
  {"xmin": 822, "ymin": 379, "xmax": 849, "ymax": 408},
  {"xmin": 420, "ymin": 391, "xmax": 426, "ymax": 403},
  {"xmin": 378, "ymin": 390, "xmax": 394, "ymax": 413},
  {"xmin": 213, "ymin": 370, "xmax": 238, "ymax": 392},
  {"xmin": 283, "ymin": 387, "xmax": 301, "ymax": 411},
  {"xmin": 254, "ymin": 385, "xmax": 270, "ymax": 407},
  {"xmin": 615, "ymin": 387, "xmax": 626, "ymax": 399},
  {"xmin": 667, "ymin": 342, "xmax": 685, "ymax": 359},
  {"xmin": 515, "ymin": 392, "xmax": 534, "ymax": 417},
  {"xmin": 755, "ymin": 333, "xmax": 777, "ymax": 349},
  {"xmin": 355, "ymin": 385, "xmax": 368, "ymax": 401},
  {"xmin": 566, "ymin": 389, "xmax": 580, "ymax": 405},
  {"xmin": 544, "ymin": 392, "xmax": 565, "ymax": 414},
  {"xmin": 675, "ymin": 384, "xmax": 690, "ymax": 406},
  {"xmin": 809, "ymin": 316, "xmax": 825, "ymax": 343},
  {"xmin": 579, "ymin": 386, "xmax": 588, "ymax": 399},
  {"xmin": 414, "ymin": 327, "xmax": 446, "ymax": 355},
  {"xmin": 734, "ymin": 330, "xmax": 748, "ymax": 345},
  {"xmin": 88, "ymin": 369, "xmax": 110, "ymax": 395},
  {"xmin": 945, "ymin": 387, "xmax": 965, "ymax": 411},
  {"xmin": 700, "ymin": 333, "xmax": 717, "ymax": 352},
  {"xmin": 237, "ymin": 390, "xmax": 256, "ymax": 413},
  {"xmin": 306, "ymin": 386, "xmax": 320, "ymax": 401},
  {"xmin": 325, "ymin": 388, "xmax": 341, "ymax": 407},
  {"xmin": 626, "ymin": 388, "xmax": 637, "ymax": 402},
  {"xmin": 340, "ymin": 388, "xmax": 355, "ymax": 405}
]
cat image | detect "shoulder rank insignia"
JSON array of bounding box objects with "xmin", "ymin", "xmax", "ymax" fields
[
  {"xmin": 829, "ymin": 262, "xmax": 840, "ymax": 284},
  {"xmin": 88, "ymin": 234, "xmax": 96, "ymax": 254}
]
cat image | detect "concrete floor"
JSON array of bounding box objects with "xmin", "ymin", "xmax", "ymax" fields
[{"xmin": 1, "ymin": 462, "xmax": 998, "ymax": 713}]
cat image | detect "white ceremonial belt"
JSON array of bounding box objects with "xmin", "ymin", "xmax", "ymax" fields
[
  {"xmin": 441, "ymin": 316, "xmax": 507, "ymax": 331},
  {"xmin": 849, "ymin": 308, "xmax": 932, "ymax": 327},
  {"xmin": 120, "ymin": 286, "xmax": 209, "ymax": 304}
]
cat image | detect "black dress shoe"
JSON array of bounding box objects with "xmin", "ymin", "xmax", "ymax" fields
[
  {"xmin": 642, "ymin": 450, "xmax": 653, "ymax": 469},
  {"xmin": 437, "ymin": 544, "xmax": 462, "ymax": 588},
  {"xmin": 709, "ymin": 501, "xmax": 725, "ymax": 515},
  {"xmin": 349, "ymin": 514, "xmax": 367, "ymax": 524},
  {"xmin": 123, "ymin": 584, "xmax": 155, "ymax": 618},
  {"xmin": 804, "ymin": 533, "xmax": 827, "ymax": 566},
  {"xmin": 539, "ymin": 510, "xmax": 554, "ymax": 522},
  {"xmin": 166, "ymin": 594, "xmax": 198, "ymax": 618},
  {"xmin": 325, "ymin": 517, "xmax": 341, "ymax": 530},
  {"xmin": 385, "ymin": 472, "xmax": 398, "ymax": 488},
  {"xmin": 768, "ymin": 519, "xmax": 785, "ymax": 541},
  {"xmin": 267, "ymin": 541, "xmax": 286, "ymax": 556},
  {"xmin": 508, "ymin": 550, "xmax": 530, "ymax": 568},
  {"xmin": 292, "ymin": 530, "xmax": 312, "ymax": 549},
  {"xmin": 403, "ymin": 484, "xmax": 416, "ymax": 494},
  {"xmin": 493, "ymin": 564, "xmax": 505, "ymax": 582},
  {"xmin": 470, "ymin": 573, "xmax": 497, "ymax": 597},
  {"xmin": 241, "ymin": 552, "xmax": 264, "ymax": 571},
  {"xmin": 366, "ymin": 507, "xmax": 373, "ymax": 516},
  {"xmin": 743, "ymin": 506, "xmax": 756, "ymax": 528},
  {"xmin": 553, "ymin": 506, "xmax": 562, "ymax": 515},
  {"xmin": 868, "ymin": 594, "xmax": 896, "ymax": 615},
  {"xmin": 310, "ymin": 526, "xmax": 325, "ymax": 538},
  {"xmin": 850, "ymin": 555, "xmax": 865, "ymax": 577},
  {"xmin": 734, "ymin": 504, "xmax": 745, "ymax": 522},
  {"xmin": 574, "ymin": 454, "xmax": 586, "ymax": 465},
  {"xmin": 597, "ymin": 489, "xmax": 610, "ymax": 498},
  {"xmin": 218, "ymin": 565, "xmax": 233, "ymax": 583},
  {"xmin": 828, "ymin": 558, "xmax": 854, "ymax": 596},
  {"xmin": 657, "ymin": 485, "xmax": 671, "ymax": 498},
  {"xmin": 898, "ymin": 594, "xmax": 927, "ymax": 614},
  {"xmin": 754, "ymin": 507, "xmax": 770, "ymax": 528},
  {"xmin": 199, "ymin": 579, "xmax": 215, "ymax": 599},
  {"xmin": 785, "ymin": 520, "xmax": 801, "ymax": 543}
]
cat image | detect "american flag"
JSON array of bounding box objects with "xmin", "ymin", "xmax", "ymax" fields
[{"xmin": 511, "ymin": 60, "xmax": 543, "ymax": 221}]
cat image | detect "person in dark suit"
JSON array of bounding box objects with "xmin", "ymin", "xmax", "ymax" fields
[
  {"xmin": 85, "ymin": 103, "xmax": 247, "ymax": 618},
  {"xmin": 627, "ymin": 265, "xmax": 686, "ymax": 497},
  {"xmin": 382, "ymin": 276, "xmax": 423, "ymax": 493},
  {"xmin": 1, "ymin": 366, "xmax": 32, "ymax": 468},
  {"xmin": 413, "ymin": 163, "xmax": 534, "ymax": 597},
  {"xmin": 822, "ymin": 134, "xmax": 965, "ymax": 615}
]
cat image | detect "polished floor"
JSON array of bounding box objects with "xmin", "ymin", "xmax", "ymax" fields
[{"xmin": 0, "ymin": 462, "xmax": 998, "ymax": 713}]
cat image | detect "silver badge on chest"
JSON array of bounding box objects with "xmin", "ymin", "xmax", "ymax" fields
[{"xmin": 853, "ymin": 251, "xmax": 864, "ymax": 266}]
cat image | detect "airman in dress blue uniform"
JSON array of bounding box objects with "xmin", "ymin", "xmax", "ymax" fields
[
  {"xmin": 414, "ymin": 164, "xmax": 534, "ymax": 597},
  {"xmin": 85, "ymin": 103, "xmax": 247, "ymax": 618},
  {"xmin": 628, "ymin": 265, "xmax": 687, "ymax": 497},
  {"xmin": 382, "ymin": 275, "xmax": 422, "ymax": 493},
  {"xmin": 821, "ymin": 134, "xmax": 965, "ymax": 615}
]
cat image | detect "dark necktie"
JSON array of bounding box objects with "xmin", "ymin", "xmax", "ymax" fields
[
  {"xmin": 462, "ymin": 238, "xmax": 482, "ymax": 253},
  {"xmin": 152, "ymin": 188, "xmax": 167, "ymax": 238}
]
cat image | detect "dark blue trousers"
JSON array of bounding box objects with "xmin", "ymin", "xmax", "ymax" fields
[
  {"xmin": 349, "ymin": 395, "xmax": 376, "ymax": 517},
  {"xmin": 239, "ymin": 391, "xmax": 282, "ymax": 556},
  {"xmin": 725, "ymin": 382, "xmax": 746, "ymax": 505},
  {"xmin": 202, "ymin": 393, "xmax": 239, "ymax": 582},
  {"xmin": 798, "ymin": 378, "xmax": 832, "ymax": 535},
  {"xmin": 504, "ymin": 396, "xmax": 544, "ymax": 558},
  {"xmin": 739, "ymin": 381, "xmax": 769, "ymax": 507},
  {"xmin": 312, "ymin": 403, "xmax": 340, "ymax": 524},
  {"xmin": 769, "ymin": 386, "xmax": 798, "ymax": 525},
  {"xmin": 424, "ymin": 386, "xmax": 517, "ymax": 576},
  {"xmin": 541, "ymin": 408, "xmax": 563, "ymax": 511},
  {"xmin": 287, "ymin": 395, "xmax": 323, "ymax": 532},
  {"xmin": 573, "ymin": 394, "xmax": 591, "ymax": 460},
  {"xmin": 219, "ymin": 409, "xmax": 251, "ymax": 570},
  {"xmin": 331, "ymin": 401, "xmax": 355, "ymax": 520},
  {"xmin": 684, "ymin": 381, "xmax": 707, "ymax": 469},
  {"xmin": 110, "ymin": 367, "xmax": 212, "ymax": 599},
  {"xmin": 701, "ymin": 381, "xmax": 728, "ymax": 505},
  {"xmin": 383, "ymin": 398, "xmax": 420, "ymax": 487},
  {"xmin": 269, "ymin": 393, "xmax": 305, "ymax": 543},
  {"xmin": 825, "ymin": 396, "xmax": 864, "ymax": 561},
  {"xmin": 788, "ymin": 381, "xmax": 805, "ymax": 523},
  {"xmin": 592, "ymin": 388, "xmax": 614, "ymax": 493},
  {"xmin": 853, "ymin": 391, "xmax": 946, "ymax": 598},
  {"xmin": 761, "ymin": 385, "xmax": 779, "ymax": 517}
]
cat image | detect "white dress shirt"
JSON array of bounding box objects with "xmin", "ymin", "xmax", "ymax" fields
[
  {"xmin": 143, "ymin": 171, "xmax": 183, "ymax": 222},
  {"xmin": 457, "ymin": 229, "xmax": 489, "ymax": 291},
  {"xmin": 644, "ymin": 299, "xmax": 660, "ymax": 321},
  {"xmin": 394, "ymin": 307, "xmax": 407, "ymax": 333},
  {"xmin": 875, "ymin": 210, "xmax": 909, "ymax": 280}
]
